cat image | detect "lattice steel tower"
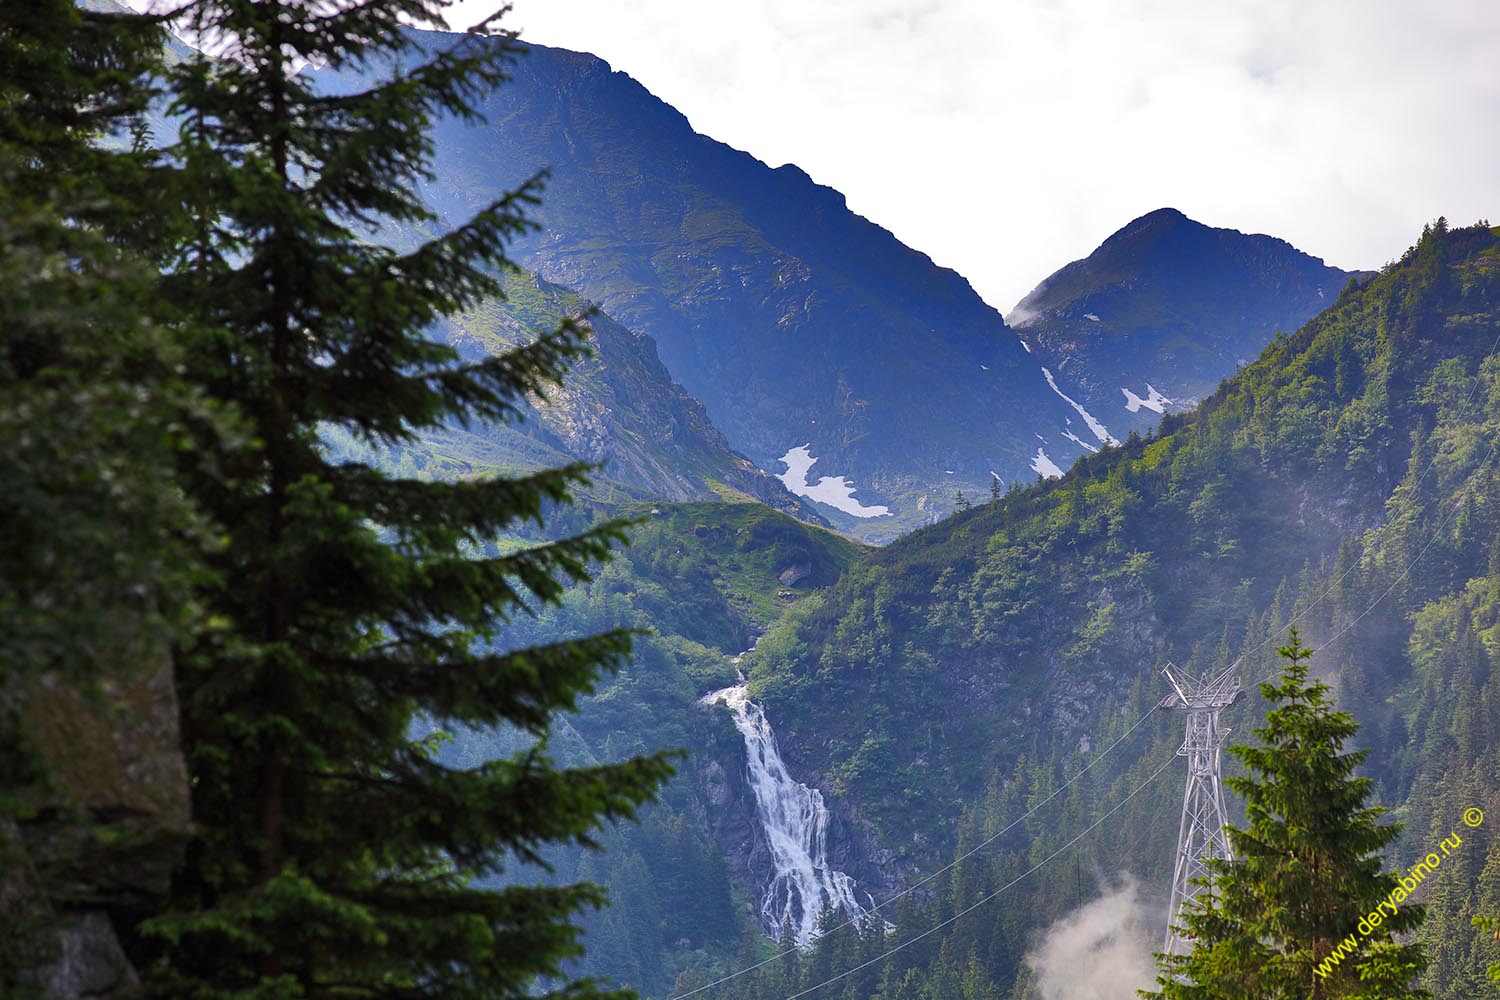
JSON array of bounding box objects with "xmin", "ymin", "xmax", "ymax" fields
[{"xmin": 1160, "ymin": 660, "xmax": 1243, "ymax": 956}]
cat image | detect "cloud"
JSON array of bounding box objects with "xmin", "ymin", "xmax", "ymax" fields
[{"xmin": 1024, "ymin": 875, "xmax": 1157, "ymax": 1000}]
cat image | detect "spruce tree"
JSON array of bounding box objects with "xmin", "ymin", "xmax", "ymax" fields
[
  {"xmin": 1143, "ymin": 629, "xmax": 1428, "ymax": 999},
  {"xmin": 133, "ymin": 2, "xmax": 673, "ymax": 995}
]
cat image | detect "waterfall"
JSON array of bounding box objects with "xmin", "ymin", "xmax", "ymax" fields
[{"xmin": 701, "ymin": 682, "xmax": 879, "ymax": 946}]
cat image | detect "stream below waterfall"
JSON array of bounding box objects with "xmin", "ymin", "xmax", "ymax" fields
[{"xmin": 700, "ymin": 681, "xmax": 879, "ymax": 946}]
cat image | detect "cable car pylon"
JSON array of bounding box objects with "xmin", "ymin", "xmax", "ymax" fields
[{"xmin": 1159, "ymin": 659, "xmax": 1243, "ymax": 956}]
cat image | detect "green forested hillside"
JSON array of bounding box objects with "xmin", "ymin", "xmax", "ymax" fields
[
  {"xmin": 19, "ymin": 9, "xmax": 1498, "ymax": 998},
  {"xmin": 711, "ymin": 221, "xmax": 1500, "ymax": 999}
]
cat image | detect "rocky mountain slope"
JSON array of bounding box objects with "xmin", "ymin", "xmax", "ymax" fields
[
  {"xmin": 1009, "ymin": 207, "xmax": 1369, "ymax": 434},
  {"xmin": 423, "ymin": 267, "xmax": 817, "ymax": 517},
  {"xmin": 320, "ymin": 32, "xmax": 1114, "ymax": 538}
]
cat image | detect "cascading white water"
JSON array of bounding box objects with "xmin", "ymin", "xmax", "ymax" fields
[{"xmin": 701, "ymin": 682, "xmax": 878, "ymax": 946}]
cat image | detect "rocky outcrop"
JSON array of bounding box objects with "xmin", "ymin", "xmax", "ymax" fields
[{"xmin": 8, "ymin": 663, "xmax": 191, "ymax": 998}]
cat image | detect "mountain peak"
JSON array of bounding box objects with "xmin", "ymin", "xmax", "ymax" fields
[
  {"xmin": 1007, "ymin": 209, "xmax": 1365, "ymax": 431},
  {"xmin": 1105, "ymin": 206, "xmax": 1191, "ymax": 244}
]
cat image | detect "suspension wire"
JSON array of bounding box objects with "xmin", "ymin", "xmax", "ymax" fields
[
  {"xmin": 666, "ymin": 697, "xmax": 1164, "ymax": 1000},
  {"xmin": 783, "ymin": 754, "xmax": 1177, "ymax": 1000}
]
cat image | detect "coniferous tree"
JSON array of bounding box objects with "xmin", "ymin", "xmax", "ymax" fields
[
  {"xmin": 1, "ymin": 2, "xmax": 210, "ymax": 989},
  {"xmin": 1143, "ymin": 629, "xmax": 1428, "ymax": 999},
  {"xmin": 131, "ymin": 2, "xmax": 673, "ymax": 995},
  {"xmin": 0, "ymin": 0, "xmax": 199, "ymax": 692}
]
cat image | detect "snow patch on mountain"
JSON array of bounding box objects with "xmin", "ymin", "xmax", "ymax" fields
[
  {"xmin": 1061, "ymin": 427, "xmax": 1098, "ymax": 453},
  {"xmin": 1121, "ymin": 383, "xmax": 1175, "ymax": 414},
  {"xmin": 1031, "ymin": 448, "xmax": 1064, "ymax": 479},
  {"xmin": 1041, "ymin": 367, "xmax": 1119, "ymax": 445},
  {"xmin": 777, "ymin": 445, "xmax": 891, "ymax": 518}
]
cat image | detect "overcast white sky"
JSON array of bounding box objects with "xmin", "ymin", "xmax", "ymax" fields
[{"xmin": 432, "ymin": 0, "xmax": 1499, "ymax": 311}]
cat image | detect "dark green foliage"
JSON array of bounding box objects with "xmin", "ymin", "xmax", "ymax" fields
[
  {"xmin": 0, "ymin": 0, "xmax": 202, "ymax": 690},
  {"xmin": 0, "ymin": 0, "xmax": 174, "ymax": 244},
  {"xmin": 1145, "ymin": 630, "xmax": 1427, "ymax": 999},
  {"xmin": 116, "ymin": 2, "xmax": 672, "ymax": 996},
  {"xmin": 0, "ymin": 3, "xmax": 208, "ymax": 993},
  {"xmin": 0, "ymin": 176, "xmax": 204, "ymax": 995}
]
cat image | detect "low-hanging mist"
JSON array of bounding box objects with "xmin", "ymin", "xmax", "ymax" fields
[{"xmin": 1025, "ymin": 877, "xmax": 1157, "ymax": 1000}]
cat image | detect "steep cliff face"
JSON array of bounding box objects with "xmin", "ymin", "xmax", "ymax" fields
[
  {"xmin": 8, "ymin": 664, "xmax": 191, "ymax": 997},
  {"xmin": 697, "ymin": 693, "xmax": 905, "ymax": 931}
]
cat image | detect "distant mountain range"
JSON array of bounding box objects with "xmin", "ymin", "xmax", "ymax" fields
[
  {"xmin": 738, "ymin": 222, "xmax": 1500, "ymax": 999},
  {"xmin": 1009, "ymin": 207, "xmax": 1370, "ymax": 433},
  {"xmin": 339, "ymin": 34, "xmax": 1119, "ymax": 538},
  {"xmin": 94, "ymin": 11, "xmax": 1500, "ymax": 1000},
  {"xmin": 311, "ymin": 30, "xmax": 1365, "ymax": 541}
]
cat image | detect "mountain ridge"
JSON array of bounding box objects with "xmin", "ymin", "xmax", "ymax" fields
[
  {"xmin": 347, "ymin": 30, "xmax": 1102, "ymax": 538},
  {"xmin": 1009, "ymin": 206, "xmax": 1370, "ymax": 435}
]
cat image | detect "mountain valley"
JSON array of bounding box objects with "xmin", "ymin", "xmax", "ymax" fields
[
  {"xmin": 315, "ymin": 29, "xmax": 1500, "ymax": 1000},
  {"xmin": 12, "ymin": 8, "xmax": 1500, "ymax": 1000}
]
